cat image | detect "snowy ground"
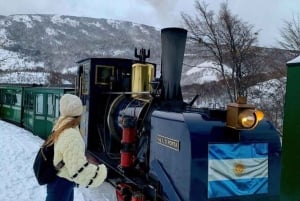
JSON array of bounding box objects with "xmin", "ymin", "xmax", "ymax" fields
[{"xmin": 0, "ymin": 120, "xmax": 117, "ymax": 201}]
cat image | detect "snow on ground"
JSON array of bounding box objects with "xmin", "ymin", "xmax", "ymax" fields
[{"xmin": 0, "ymin": 120, "xmax": 117, "ymax": 201}]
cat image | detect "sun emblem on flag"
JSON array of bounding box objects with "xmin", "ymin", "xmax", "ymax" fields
[{"xmin": 234, "ymin": 162, "xmax": 245, "ymax": 176}]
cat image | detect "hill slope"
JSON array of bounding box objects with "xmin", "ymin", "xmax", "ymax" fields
[{"xmin": 0, "ymin": 14, "xmax": 161, "ymax": 73}]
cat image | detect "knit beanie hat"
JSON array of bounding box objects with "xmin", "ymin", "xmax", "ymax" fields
[{"xmin": 59, "ymin": 94, "xmax": 83, "ymax": 117}]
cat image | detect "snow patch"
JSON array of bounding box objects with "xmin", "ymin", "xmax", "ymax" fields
[
  {"xmin": 87, "ymin": 21, "xmax": 105, "ymax": 29},
  {"xmin": 0, "ymin": 72, "xmax": 49, "ymax": 85},
  {"xmin": 62, "ymin": 66, "xmax": 78, "ymax": 74},
  {"xmin": 32, "ymin": 15, "xmax": 42, "ymax": 22},
  {"xmin": 287, "ymin": 55, "xmax": 300, "ymax": 64},
  {"xmin": 112, "ymin": 49, "xmax": 127, "ymax": 56},
  {"xmin": 0, "ymin": 19, "xmax": 5, "ymax": 26},
  {"xmin": 80, "ymin": 29, "xmax": 89, "ymax": 35},
  {"xmin": 185, "ymin": 61, "xmax": 232, "ymax": 84},
  {"xmin": 51, "ymin": 15, "xmax": 80, "ymax": 27},
  {"xmin": 248, "ymin": 78, "xmax": 285, "ymax": 104},
  {"xmin": 0, "ymin": 29, "xmax": 15, "ymax": 46},
  {"xmin": 12, "ymin": 15, "xmax": 34, "ymax": 28},
  {"xmin": 107, "ymin": 19, "xmax": 121, "ymax": 29},
  {"xmin": 57, "ymin": 29, "xmax": 67, "ymax": 35},
  {"xmin": 45, "ymin": 27, "xmax": 58, "ymax": 36},
  {"xmin": 0, "ymin": 49, "xmax": 45, "ymax": 70}
]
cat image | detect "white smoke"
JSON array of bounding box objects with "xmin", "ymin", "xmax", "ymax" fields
[{"xmin": 145, "ymin": 0, "xmax": 183, "ymax": 27}]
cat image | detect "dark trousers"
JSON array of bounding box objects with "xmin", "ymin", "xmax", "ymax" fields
[{"xmin": 46, "ymin": 176, "xmax": 75, "ymax": 201}]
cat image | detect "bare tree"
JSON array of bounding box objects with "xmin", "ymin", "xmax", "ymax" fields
[
  {"xmin": 181, "ymin": 1, "xmax": 259, "ymax": 102},
  {"xmin": 47, "ymin": 70, "xmax": 76, "ymax": 86},
  {"xmin": 279, "ymin": 13, "xmax": 300, "ymax": 54}
]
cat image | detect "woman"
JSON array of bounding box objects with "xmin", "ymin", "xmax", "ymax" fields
[{"xmin": 44, "ymin": 94, "xmax": 107, "ymax": 201}]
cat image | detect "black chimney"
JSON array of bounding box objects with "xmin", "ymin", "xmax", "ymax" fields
[{"xmin": 160, "ymin": 28, "xmax": 187, "ymax": 102}]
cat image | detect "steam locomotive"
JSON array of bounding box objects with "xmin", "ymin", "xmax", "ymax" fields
[{"xmin": 76, "ymin": 28, "xmax": 281, "ymax": 201}]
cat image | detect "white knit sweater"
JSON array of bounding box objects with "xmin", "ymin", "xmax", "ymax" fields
[{"xmin": 53, "ymin": 126, "xmax": 107, "ymax": 188}]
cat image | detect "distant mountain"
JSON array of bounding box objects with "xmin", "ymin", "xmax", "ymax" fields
[
  {"xmin": 0, "ymin": 14, "xmax": 295, "ymax": 87},
  {"xmin": 0, "ymin": 14, "xmax": 161, "ymax": 73}
]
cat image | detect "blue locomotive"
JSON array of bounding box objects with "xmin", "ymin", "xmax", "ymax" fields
[{"xmin": 76, "ymin": 28, "xmax": 281, "ymax": 201}]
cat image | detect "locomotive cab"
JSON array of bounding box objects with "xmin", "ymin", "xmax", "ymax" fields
[{"xmin": 76, "ymin": 57, "xmax": 156, "ymax": 153}]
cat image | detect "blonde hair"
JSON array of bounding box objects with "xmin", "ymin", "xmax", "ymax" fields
[{"xmin": 44, "ymin": 116, "xmax": 81, "ymax": 147}]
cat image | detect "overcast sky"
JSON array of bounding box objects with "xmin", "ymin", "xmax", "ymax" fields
[{"xmin": 0, "ymin": 0, "xmax": 299, "ymax": 47}]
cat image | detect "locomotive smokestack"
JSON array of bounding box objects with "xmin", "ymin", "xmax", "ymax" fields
[{"xmin": 161, "ymin": 27, "xmax": 187, "ymax": 102}]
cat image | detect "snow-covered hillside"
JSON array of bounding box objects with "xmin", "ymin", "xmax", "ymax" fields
[
  {"xmin": 0, "ymin": 14, "xmax": 161, "ymax": 74},
  {"xmin": 184, "ymin": 61, "xmax": 232, "ymax": 84},
  {"xmin": 0, "ymin": 49, "xmax": 44, "ymax": 70},
  {"xmin": 0, "ymin": 71, "xmax": 48, "ymax": 84}
]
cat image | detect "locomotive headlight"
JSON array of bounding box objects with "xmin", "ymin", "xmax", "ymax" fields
[
  {"xmin": 239, "ymin": 110, "xmax": 257, "ymax": 128},
  {"xmin": 226, "ymin": 98, "xmax": 264, "ymax": 130}
]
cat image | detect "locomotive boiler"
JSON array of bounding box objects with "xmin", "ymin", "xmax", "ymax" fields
[{"xmin": 76, "ymin": 28, "xmax": 281, "ymax": 201}]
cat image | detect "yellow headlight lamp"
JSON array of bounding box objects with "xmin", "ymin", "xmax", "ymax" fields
[
  {"xmin": 226, "ymin": 97, "xmax": 264, "ymax": 130},
  {"xmin": 238, "ymin": 109, "xmax": 264, "ymax": 129}
]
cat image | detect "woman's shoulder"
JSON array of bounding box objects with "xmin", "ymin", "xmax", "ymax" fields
[
  {"xmin": 57, "ymin": 128, "xmax": 83, "ymax": 145},
  {"xmin": 62, "ymin": 127, "xmax": 80, "ymax": 135}
]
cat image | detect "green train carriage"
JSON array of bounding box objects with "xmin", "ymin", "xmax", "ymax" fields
[
  {"xmin": 0, "ymin": 85, "xmax": 74, "ymax": 139},
  {"xmin": 0, "ymin": 85, "xmax": 24, "ymax": 125},
  {"xmin": 22, "ymin": 86, "xmax": 74, "ymax": 139},
  {"xmin": 280, "ymin": 55, "xmax": 300, "ymax": 201}
]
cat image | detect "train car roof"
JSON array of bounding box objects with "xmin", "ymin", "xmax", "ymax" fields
[
  {"xmin": 287, "ymin": 55, "xmax": 300, "ymax": 66},
  {"xmin": 76, "ymin": 57, "xmax": 139, "ymax": 63},
  {"xmin": 0, "ymin": 83, "xmax": 74, "ymax": 89},
  {"xmin": 76, "ymin": 57, "xmax": 156, "ymax": 65}
]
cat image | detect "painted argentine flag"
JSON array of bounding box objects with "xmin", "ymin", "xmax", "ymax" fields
[{"xmin": 208, "ymin": 143, "xmax": 268, "ymax": 198}]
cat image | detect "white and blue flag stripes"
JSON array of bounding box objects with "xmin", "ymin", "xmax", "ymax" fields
[{"xmin": 208, "ymin": 143, "xmax": 268, "ymax": 198}]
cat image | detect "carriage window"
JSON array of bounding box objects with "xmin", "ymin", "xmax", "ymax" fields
[
  {"xmin": 4, "ymin": 92, "xmax": 17, "ymax": 105},
  {"xmin": 15, "ymin": 93, "xmax": 22, "ymax": 106},
  {"xmin": 24, "ymin": 93, "xmax": 34, "ymax": 110},
  {"xmin": 55, "ymin": 96, "xmax": 60, "ymax": 118},
  {"xmin": 36, "ymin": 94, "xmax": 44, "ymax": 114},
  {"xmin": 95, "ymin": 65, "xmax": 114, "ymax": 85},
  {"xmin": 82, "ymin": 63, "xmax": 90, "ymax": 95},
  {"xmin": 47, "ymin": 94, "xmax": 53, "ymax": 115}
]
